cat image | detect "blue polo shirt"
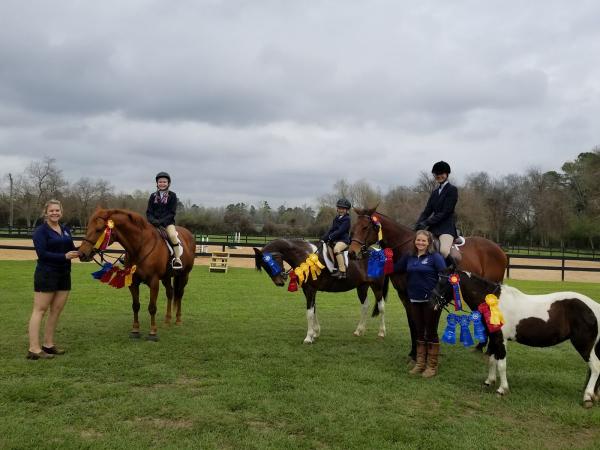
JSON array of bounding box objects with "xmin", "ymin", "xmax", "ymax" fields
[
  {"xmin": 394, "ymin": 252, "xmax": 446, "ymax": 302},
  {"xmin": 32, "ymin": 223, "xmax": 76, "ymax": 272}
]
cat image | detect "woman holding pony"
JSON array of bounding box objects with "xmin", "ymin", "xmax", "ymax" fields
[{"xmin": 27, "ymin": 199, "xmax": 79, "ymax": 360}]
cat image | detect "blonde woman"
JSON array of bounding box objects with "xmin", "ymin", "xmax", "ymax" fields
[
  {"xmin": 27, "ymin": 200, "xmax": 79, "ymax": 359},
  {"xmin": 394, "ymin": 230, "xmax": 446, "ymax": 377}
]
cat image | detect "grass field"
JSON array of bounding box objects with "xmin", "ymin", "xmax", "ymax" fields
[{"xmin": 2, "ymin": 261, "xmax": 600, "ymax": 449}]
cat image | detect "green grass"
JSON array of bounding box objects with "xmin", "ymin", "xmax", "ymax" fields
[{"xmin": 2, "ymin": 261, "xmax": 600, "ymax": 449}]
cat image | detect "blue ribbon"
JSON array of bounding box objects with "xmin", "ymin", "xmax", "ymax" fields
[
  {"xmin": 367, "ymin": 249, "xmax": 385, "ymax": 278},
  {"xmin": 91, "ymin": 262, "xmax": 113, "ymax": 279},
  {"xmin": 452, "ymin": 282, "xmax": 463, "ymax": 311},
  {"xmin": 262, "ymin": 253, "xmax": 282, "ymax": 276},
  {"xmin": 459, "ymin": 315, "xmax": 474, "ymax": 347},
  {"xmin": 442, "ymin": 314, "xmax": 458, "ymax": 345},
  {"xmin": 470, "ymin": 311, "xmax": 487, "ymax": 342}
]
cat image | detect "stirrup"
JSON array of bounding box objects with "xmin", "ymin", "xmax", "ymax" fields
[{"xmin": 171, "ymin": 258, "xmax": 183, "ymax": 270}]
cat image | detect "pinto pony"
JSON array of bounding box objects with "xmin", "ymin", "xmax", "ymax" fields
[
  {"xmin": 349, "ymin": 207, "xmax": 507, "ymax": 361},
  {"xmin": 254, "ymin": 239, "xmax": 389, "ymax": 344},
  {"xmin": 79, "ymin": 208, "xmax": 196, "ymax": 340},
  {"xmin": 431, "ymin": 269, "xmax": 600, "ymax": 407}
]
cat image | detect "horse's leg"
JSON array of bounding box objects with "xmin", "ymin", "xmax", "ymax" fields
[
  {"xmin": 398, "ymin": 292, "xmax": 417, "ymax": 362},
  {"xmin": 303, "ymin": 287, "xmax": 317, "ymax": 344},
  {"xmin": 369, "ymin": 283, "xmax": 386, "ymax": 338},
  {"xmin": 495, "ymin": 340, "xmax": 510, "ymax": 396},
  {"xmin": 173, "ymin": 272, "xmax": 189, "ymax": 325},
  {"xmin": 484, "ymin": 355, "xmax": 497, "ymax": 387},
  {"xmin": 129, "ymin": 282, "xmax": 141, "ymax": 338},
  {"xmin": 353, "ymin": 285, "xmax": 369, "ymax": 337},
  {"xmin": 313, "ymin": 303, "xmax": 320, "ymax": 338},
  {"xmin": 146, "ymin": 278, "xmax": 160, "ymax": 341},
  {"xmin": 162, "ymin": 277, "xmax": 174, "ymax": 325}
]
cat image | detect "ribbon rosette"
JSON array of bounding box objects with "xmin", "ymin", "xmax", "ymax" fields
[
  {"xmin": 448, "ymin": 273, "xmax": 463, "ymax": 311},
  {"xmin": 371, "ymin": 215, "xmax": 384, "ymax": 242},
  {"xmin": 262, "ymin": 252, "xmax": 282, "ymax": 277},
  {"xmin": 485, "ymin": 294, "xmax": 504, "ymax": 326},
  {"xmin": 442, "ymin": 313, "xmax": 458, "ymax": 344}
]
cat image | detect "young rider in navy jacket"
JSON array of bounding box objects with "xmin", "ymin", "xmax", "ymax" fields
[
  {"xmin": 146, "ymin": 172, "xmax": 183, "ymax": 269},
  {"xmin": 415, "ymin": 161, "xmax": 458, "ymax": 264},
  {"xmin": 321, "ymin": 198, "xmax": 351, "ymax": 279},
  {"xmin": 395, "ymin": 230, "xmax": 446, "ymax": 378}
]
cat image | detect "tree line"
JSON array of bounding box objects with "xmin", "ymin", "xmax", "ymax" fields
[{"xmin": 1, "ymin": 150, "xmax": 599, "ymax": 249}]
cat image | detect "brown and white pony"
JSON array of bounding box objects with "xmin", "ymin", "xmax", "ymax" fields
[
  {"xmin": 79, "ymin": 208, "xmax": 196, "ymax": 340},
  {"xmin": 431, "ymin": 268, "xmax": 600, "ymax": 407},
  {"xmin": 254, "ymin": 239, "xmax": 389, "ymax": 344}
]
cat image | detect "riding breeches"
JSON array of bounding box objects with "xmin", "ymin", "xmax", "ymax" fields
[
  {"xmin": 327, "ymin": 241, "xmax": 348, "ymax": 272},
  {"xmin": 410, "ymin": 301, "xmax": 442, "ymax": 343},
  {"xmin": 438, "ymin": 234, "xmax": 454, "ymax": 258},
  {"xmin": 165, "ymin": 224, "xmax": 183, "ymax": 259}
]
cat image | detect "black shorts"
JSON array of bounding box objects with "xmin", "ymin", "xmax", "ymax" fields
[{"xmin": 34, "ymin": 267, "xmax": 71, "ymax": 292}]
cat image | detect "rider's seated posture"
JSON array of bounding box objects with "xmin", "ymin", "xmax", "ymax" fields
[
  {"xmin": 146, "ymin": 171, "xmax": 183, "ymax": 270},
  {"xmin": 414, "ymin": 160, "xmax": 458, "ymax": 266},
  {"xmin": 321, "ymin": 198, "xmax": 351, "ymax": 279}
]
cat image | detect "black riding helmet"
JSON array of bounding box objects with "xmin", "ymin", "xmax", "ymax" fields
[
  {"xmin": 431, "ymin": 161, "xmax": 451, "ymax": 175},
  {"xmin": 336, "ymin": 198, "xmax": 351, "ymax": 209},
  {"xmin": 155, "ymin": 171, "xmax": 171, "ymax": 183}
]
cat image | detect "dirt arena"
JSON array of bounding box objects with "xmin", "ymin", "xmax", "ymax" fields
[{"xmin": 1, "ymin": 239, "xmax": 599, "ymax": 283}]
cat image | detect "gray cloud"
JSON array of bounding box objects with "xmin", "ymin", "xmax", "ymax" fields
[{"xmin": 1, "ymin": 0, "xmax": 599, "ymax": 207}]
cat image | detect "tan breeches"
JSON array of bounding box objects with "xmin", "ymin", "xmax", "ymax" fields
[
  {"xmin": 327, "ymin": 241, "xmax": 348, "ymax": 272},
  {"xmin": 438, "ymin": 234, "xmax": 454, "ymax": 258},
  {"xmin": 165, "ymin": 224, "xmax": 183, "ymax": 259}
]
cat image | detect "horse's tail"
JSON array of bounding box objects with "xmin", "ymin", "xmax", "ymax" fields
[{"xmin": 371, "ymin": 275, "xmax": 390, "ymax": 317}]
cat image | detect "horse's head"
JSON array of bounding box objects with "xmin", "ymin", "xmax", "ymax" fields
[
  {"xmin": 430, "ymin": 267, "xmax": 500, "ymax": 311},
  {"xmin": 253, "ymin": 247, "xmax": 288, "ymax": 287},
  {"xmin": 429, "ymin": 266, "xmax": 458, "ymax": 310},
  {"xmin": 349, "ymin": 206, "xmax": 380, "ymax": 259},
  {"xmin": 78, "ymin": 208, "xmax": 114, "ymax": 262}
]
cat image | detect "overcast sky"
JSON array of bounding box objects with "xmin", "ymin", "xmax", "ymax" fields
[{"xmin": 1, "ymin": 1, "xmax": 598, "ymax": 207}]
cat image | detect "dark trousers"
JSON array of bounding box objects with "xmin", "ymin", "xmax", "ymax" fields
[{"xmin": 411, "ymin": 301, "xmax": 442, "ymax": 343}]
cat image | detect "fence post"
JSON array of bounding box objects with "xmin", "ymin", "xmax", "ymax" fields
[
  {"xmin": 561, "ymin": 257, "xmax": 565, "ymax": 282},
  {"xmin": 506, "ymin": 255, "xmax": 510, "ymax": 279}
]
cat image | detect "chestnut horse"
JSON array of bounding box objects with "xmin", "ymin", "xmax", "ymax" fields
[
  {"xmin": 431, "ymin": 268, "xmax": 600, "ymax": 407},
  {"xmin": 254, "ymin": 239, "xmax": 389, "ymax": 343},
  {"xmin": 79, "ymin": 208, "xmax": 196, "ymax": 340},
  {"xmin": 349, "ymin": 207, "xmax": 507, "ymax": 360}
]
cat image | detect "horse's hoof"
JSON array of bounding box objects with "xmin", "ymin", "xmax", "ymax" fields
[
  {"xmin": 353, "ymin": 330, "xmax": 364, "ymax": 337},
  {"xmin": 583, "ymin": 400, "xmax": 594, "ymax": 409},
  {"xmin": 377, "ymin": 333, "xmax": 385, "ymax": 339},
  {"xmin": 129, "ymin": 332, "xmax": 141, "ymax": 339},
  {"xmin": 175, "ymin": 320, "xmax": 182, "ymax": 326},
  {"xmin": 496, "ymin": 388, "xmax": 509, "ymax": 397},
  {"xmin": 303, "ymin": 338, "xmax": 313, "ymax": 344},
  {"xmin": 146, "ymin": 334, "xmax": 159, "ymax": 342}
]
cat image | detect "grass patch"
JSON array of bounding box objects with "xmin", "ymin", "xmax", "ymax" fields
[{"xmin": 2, "ymin": 261, "xmax": 600, "ymax": 449}]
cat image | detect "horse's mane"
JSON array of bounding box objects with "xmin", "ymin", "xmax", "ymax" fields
[{"xmin": 93, "ymin": 208, "xmax": 149, "ymax": 230}]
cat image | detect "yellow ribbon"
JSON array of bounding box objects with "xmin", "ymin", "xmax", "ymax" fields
[
  {"xmin": 293, "ymin": 254, "xmax": 326, "ymax": 286},
  {"xmin": 485, "ymin": 294, "xmax": 504, "ymax": 325},
  {"xmin": 124, "ymin": 265, "xmax": 137, "ymax": 287}
]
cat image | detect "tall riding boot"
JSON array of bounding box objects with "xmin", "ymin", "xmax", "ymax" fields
[
  {"xmin": 334, "ymin": 252, "xmax": 347, "ymax": 279},
  {"xmin": 422, "ymin": 342, "xmax": 440, "ymax": 378},
  {"xmin": 409, "ymin": 341, "xmax": 427, "ymax": 375}
]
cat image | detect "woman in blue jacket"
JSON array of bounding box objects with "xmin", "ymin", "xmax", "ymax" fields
[
  {"xmin": 27, "ymin": 200, "xmax": 79, "ymax": 360},
  {"xmin": 394, "ymin": 230, "xmax": 446, "ymax": 377}
]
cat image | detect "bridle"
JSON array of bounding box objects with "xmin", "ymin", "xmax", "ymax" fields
[
  {"xmin": 351, "ymin": 214, "xmax": 414, "ymax": 256},
  {"xmin": 430, "ymin": 272, "xmax": 501, "ymax": 311}
]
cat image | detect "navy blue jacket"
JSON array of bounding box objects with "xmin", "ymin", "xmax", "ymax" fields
[
  {"xmin": 322, "ymin": 214, "xmax": 351, "ymax": 244},
  {"xmin": 146, "ymin": 190, "xmax": 178, "ymax": 227},
  {"xmin": 33, "ymin": 223, "xmax": 76, "ymax": 272},
  {"xmin": 417, "ymin": 182, "xmax": 458, "ymax": 237},
  {"xmin": 394, "ymin": 252, "xmax": 446, "ymax": 300}
]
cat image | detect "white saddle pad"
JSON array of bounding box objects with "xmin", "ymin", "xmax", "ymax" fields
[{"xmin": 320, "ymin": 243, "xmax": 349, "ymax": 273}]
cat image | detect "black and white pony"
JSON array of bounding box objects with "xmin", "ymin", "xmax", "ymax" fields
[
  {"xmin": 254, "ymin": 239, "xmax": 388, "ymax": 344},
  {"xmin": 431, "ymin": 268, "xmax": 600, "ymax": 407}
]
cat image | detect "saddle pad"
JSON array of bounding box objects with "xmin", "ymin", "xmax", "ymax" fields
[{"xmin": 320, "ymin": 243, "xmax": 349, "ymax": 272}]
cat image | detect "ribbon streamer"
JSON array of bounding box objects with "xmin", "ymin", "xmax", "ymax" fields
[
  {"xmin": 470, "ymin": 311, "xmax": 487, "ymax": 342},
  {"xmin": 262, "ymin": 252, "xmax": 282, "ymax": 276},
  {"xmin": 383, "ymin": 248, "xmax": 394, "ymax": 275},
  {"xmin": 287, "ymin": 271, "xmax": 298, "ymax": 292},
  {"xmin": 485, "ymin": 294, "xmax": 504, "ymax": 326},
  {"xmin": 449, "ymin": 273, "xmax": 463, "ymax": 311},
  {"xmin": 367, "ymin": 248, "xmax": 385, "ymax": 278},
  {"xmin": 442, "ymin": 313, "xmax": 458, "ymax": 345},
  {"xmin": 94, "ymin": 219, "xmax": 115, "ymax": 250},
  {"xmin": 459, "ymin": 315, "xmax": 474, "ymax": 347}
]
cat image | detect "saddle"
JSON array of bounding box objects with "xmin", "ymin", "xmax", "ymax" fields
[
  {"xmin": 433, "ymin": 236, "xmax": 465, "ymax": 265},
  {"xmin": 157, "ymin": 227, "xmax": 180, "ymax": 257}
]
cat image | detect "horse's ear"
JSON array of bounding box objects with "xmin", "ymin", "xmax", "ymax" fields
[
  {"xmin": 253, "ymin": 247, "xmax": 262, "ymax": 256},
  {"xmin": 366, "ymin": 203, "xmax": 379, "ymax": 216},
  {"xmin": 253, "ymin": 248, "xmax": 263, "ymax": 271}
]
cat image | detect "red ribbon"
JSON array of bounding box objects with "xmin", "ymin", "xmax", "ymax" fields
[
  {"xmin": 477, "ymin": 302, "xmax": 502, "ymax": 333},
  {"xmin": 383, "ymin": 248, "xmax": 394, "ymax": 275},
  {"xmin": 288, "ymin": 271, "xmax": 298, "ymax": 292}
]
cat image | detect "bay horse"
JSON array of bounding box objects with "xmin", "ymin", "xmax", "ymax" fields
[
  {"xmin": 349, "ymin": 207, "xmax": 507, "ymax": 361},
  {"xmin": 254, "ymin": 239, "xmax": 389, "ymax": 344},
  {"xmin": 78, "ymin": 208, "xmax": 196, "ymax": 340},
  {"xmin": 431, "ymin": 268, "xmax": 600, "ymax": 407}
]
